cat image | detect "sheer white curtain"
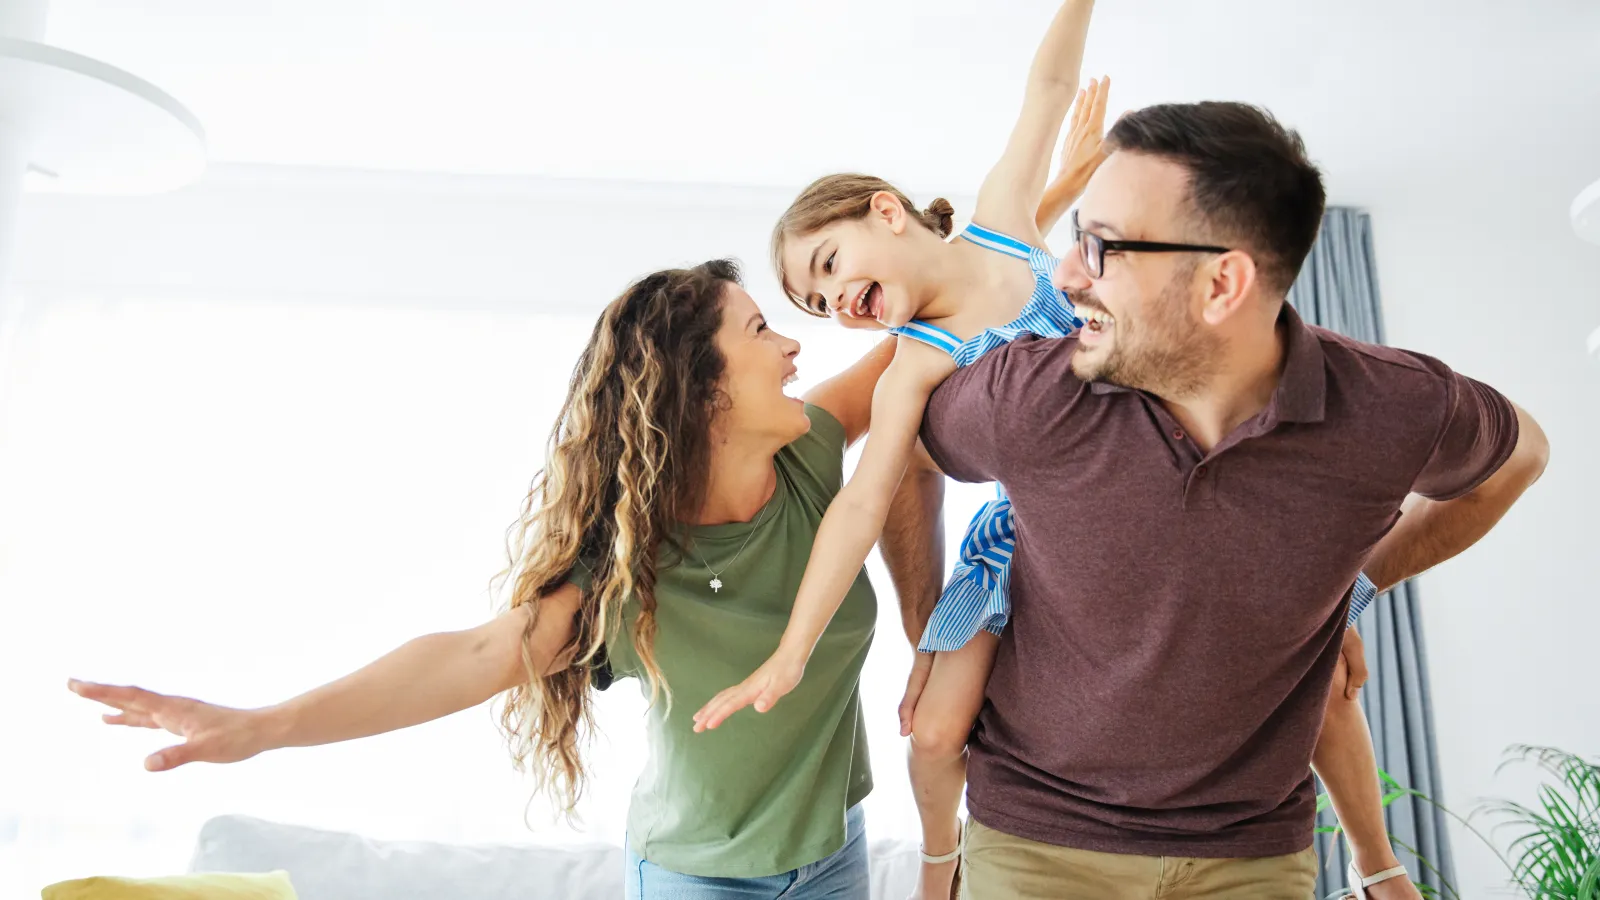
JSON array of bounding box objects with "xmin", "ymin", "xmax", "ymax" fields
[{"xmin": 0, "ymin": 286, "xmax": 990, "ymax": 894}]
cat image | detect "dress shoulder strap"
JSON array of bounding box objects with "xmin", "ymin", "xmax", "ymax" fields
[
  {"xmin": 958, "ymin": 222, "xmax": 1037, "ymax": 260},
  {"xmin": 889, "ymin": 320, "xmax": 963, "ymax": 358}
]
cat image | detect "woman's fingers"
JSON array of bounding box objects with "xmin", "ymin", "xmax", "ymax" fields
[
  {"xmin": 1089, "ymin": 75, "xmax": 1110, "ymax": 130},
  {"xmin": 69, "ymin": 679, "xmax": 160, "ymax": 713},
  {"xmin": 146, "ymin": 738, "xmax": 205, "ymax": 772},
  {"xmin": 103, "ymin": 712, "xmax": 160, "ymax": 729}
]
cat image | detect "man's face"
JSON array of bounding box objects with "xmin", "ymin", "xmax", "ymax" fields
[{"xmin": 1054, "ymin": 151, "xmax": 1224, "ymax": 396}]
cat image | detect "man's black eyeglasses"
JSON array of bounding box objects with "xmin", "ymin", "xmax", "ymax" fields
[{"xmin": 1071, "ymin": 210, "xmax": 1231, "ymax": 278}]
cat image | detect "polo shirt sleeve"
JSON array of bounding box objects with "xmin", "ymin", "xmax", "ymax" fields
[
  {"xmin": 1411, "ymin": 368, "xmax": 1520, "ymax": 501},
  {"xmin": 920, "ymin": 341, "xmax": 1020, "ymax": 484}
]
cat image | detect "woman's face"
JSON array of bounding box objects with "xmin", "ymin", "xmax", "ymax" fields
[
  {"xmin": 713, "ymin": 284, "xmax": 809, "ymax": 444},
  {"xmin": 780, "ymin": 193, "xmax": 923, "ymax": 331}
]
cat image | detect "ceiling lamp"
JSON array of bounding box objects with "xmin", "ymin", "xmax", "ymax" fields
[{"xmin": 0, "ymin": 0, "xmax": 206, "ymax": 289}]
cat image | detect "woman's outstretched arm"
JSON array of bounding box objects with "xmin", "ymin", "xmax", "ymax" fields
[{"xmin": 68, "ymin": 584, "xmax": 580, "ymax": 771}]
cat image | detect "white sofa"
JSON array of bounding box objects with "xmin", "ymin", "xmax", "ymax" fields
[{"xmin": 189, "ymin": 815, "xmax": 923, "ymax": 900}]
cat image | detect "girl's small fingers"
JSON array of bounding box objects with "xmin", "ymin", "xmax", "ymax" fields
[
  {"xmin": 695, "ymin": 692, "xmax": 739, "ymax": 731},
  {"xmin": 693, "ymin": 693, "xmax": 730, "ymax": 725}
]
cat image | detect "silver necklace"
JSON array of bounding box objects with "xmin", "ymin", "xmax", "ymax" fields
[{"xmin": 689, "ymin": 499, "xmax": 772, "ymax": 593}]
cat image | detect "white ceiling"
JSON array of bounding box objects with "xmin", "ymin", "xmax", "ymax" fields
[{"xmin": 39, "ymin": 0, "xmax": 1600, "ymax": 204}]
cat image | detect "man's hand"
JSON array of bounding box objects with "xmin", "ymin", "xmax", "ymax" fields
[
  {"xmin": 1337, "ymin": 626, "xmax": 1369, "ymax": 701},
  {"xmin": 692, "ymin": 650, "xmax": 807, "ymax": 732},
  {"xmin": 898, "ymin": 652, "xmax": 935, "ymax": 737}
]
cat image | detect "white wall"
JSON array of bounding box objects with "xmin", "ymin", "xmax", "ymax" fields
[{"xmin": 1369, "ymin": 172, "xmax": 1600, "ymax": 897}]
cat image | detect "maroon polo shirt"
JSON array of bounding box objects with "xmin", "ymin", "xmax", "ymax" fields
[{"xmin": 921, "ymin": 304, "xmax": 1518, "ymax": 858}]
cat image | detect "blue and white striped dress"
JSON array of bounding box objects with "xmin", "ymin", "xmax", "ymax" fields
[{"xmin": 894, "ymin": 222, "xmax": 1379, "ymax": 653}]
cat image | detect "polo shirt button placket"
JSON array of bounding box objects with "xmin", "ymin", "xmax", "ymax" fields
[{"xmin": 1189, "ymin": 460, "xmax": 1218, "ymax": 506}]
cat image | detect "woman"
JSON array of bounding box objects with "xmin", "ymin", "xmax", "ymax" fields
[{"xmin": 70, "ymin": 259, "xmax": 912, "ymax": 898}]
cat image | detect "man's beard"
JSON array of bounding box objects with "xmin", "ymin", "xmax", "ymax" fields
[{"xmin": 1069, "ymin": 275, "xmax": 1222, "ymax": 397}]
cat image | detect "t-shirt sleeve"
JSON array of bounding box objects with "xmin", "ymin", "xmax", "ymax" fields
[
  {"xmin": 920, "ymin": 343, "xmax": 1017, "ymax": 484},
  {"xmin": 780, "ymin": 404, "xmax": 849, "ymax": 510},
  {"xmin": 1411, "ymin": 368, "xmax": 1520, "ymax": 501},
  {"xmin": 566, "ymin": 561, "xmax": 641, "ymax": 688}
]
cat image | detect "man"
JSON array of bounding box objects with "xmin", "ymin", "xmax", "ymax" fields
[{"xmin": 890, "ymin": 102, "xmax": 1548, "ymax": 899}]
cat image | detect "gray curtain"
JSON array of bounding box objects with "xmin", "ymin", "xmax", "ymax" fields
[{"xmin": 1287, "ymin": 208, "xmax": 1458, "ymax": 899}]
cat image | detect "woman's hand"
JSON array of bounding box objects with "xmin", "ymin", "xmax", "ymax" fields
[
  {"xmin": 66, "ymin": 596, "xmax": 573, "ymax": 771},
  {"xmin": 1038, "ymin": 76, "xmax": 1111, "ymax": 236},
  {"xmin": 1056, "ymin": 76, "xmax": 1110, "ymax": 189},
  {"xmin": 68, "ymin": 679, "xmax": 275, "ymax": 772},
  {"xmin": 692, "ymin": 650, "xmax": 808, "ymax": 732}
]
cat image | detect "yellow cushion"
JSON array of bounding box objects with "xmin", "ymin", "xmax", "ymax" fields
[{"xmin": 41, "ymin": 871, "xmax": 297, "ymax": 900}]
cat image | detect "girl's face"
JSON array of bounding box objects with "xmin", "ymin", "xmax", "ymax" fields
[{"xmin": 780, "ymin": 193, "xmax": 925, "ymax": 332}]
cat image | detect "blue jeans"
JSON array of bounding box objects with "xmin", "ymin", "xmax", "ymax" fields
[{"xmin": 625, "ymin": 804, "xmax": 869, "ymax": 900}]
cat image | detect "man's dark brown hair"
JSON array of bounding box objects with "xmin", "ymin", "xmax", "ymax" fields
[{"xmin": 1107, "ymin": 102, "xmax": 1326, "ymax": 296}]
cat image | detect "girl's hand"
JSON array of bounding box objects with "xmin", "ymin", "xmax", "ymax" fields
[
  {"xmin": 1053, "ymin": 76, "xmax": 1110, "ymax": 190},
  {"xmin": 68, "ymin": 679, "xmax": 274, "ymax": 771},
  {"xmin": 692, "ymin": 650, "xmax": 807, "ymax": 732}
]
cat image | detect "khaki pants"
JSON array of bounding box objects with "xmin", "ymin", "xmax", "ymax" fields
[{"xmin": 960, "ymin": 816, "xmax": 1319, "ymax": 900}]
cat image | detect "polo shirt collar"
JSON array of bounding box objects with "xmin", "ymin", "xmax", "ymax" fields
[{"xmin": 1084, "ymin": 303, "xmax": 1327, "ymax": 426}]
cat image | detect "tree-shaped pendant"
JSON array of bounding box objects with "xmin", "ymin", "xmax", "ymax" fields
[{"xmin": 710, "ymin": 577, "xmax": 723, "ymax": 593}]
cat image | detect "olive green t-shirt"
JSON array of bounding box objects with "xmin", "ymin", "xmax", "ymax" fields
[{"xmin": 580, "ymin": 405, "xmax": 877, "ymax": 878}]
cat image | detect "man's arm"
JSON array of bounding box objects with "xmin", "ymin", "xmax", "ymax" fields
[
  {"xmin": 881, "ymin": 439, "xmax": 946, "ymax": 647},
  {"xmin": 1364, "ymin": 403, "xmax": 1548, "ymax": 591}
]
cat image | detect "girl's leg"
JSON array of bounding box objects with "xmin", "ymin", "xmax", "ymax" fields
[
  {"xmin": 907, "ymin": 631, "xmax": 1001, "ymax": 900},
  {"xmin": 1313, "ymin": 670, "xmax": 1421, "ymax": 900}
]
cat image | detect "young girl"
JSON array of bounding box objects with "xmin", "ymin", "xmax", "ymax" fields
[{"xmin": 693, "ymin": 3, "xmax": 1416, "ymax": 899}]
